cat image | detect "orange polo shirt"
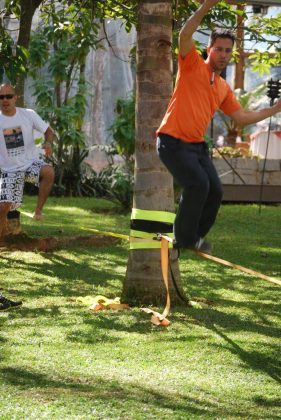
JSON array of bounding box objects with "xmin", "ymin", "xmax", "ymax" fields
[{"xmin": 157, "ymin": 46, "xmax": 241, "ymax": 143}]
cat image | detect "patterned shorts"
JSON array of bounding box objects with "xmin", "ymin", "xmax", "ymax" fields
[{"xmin": 0, "ymin": 160, "xmax": 48, "ymax": 210}]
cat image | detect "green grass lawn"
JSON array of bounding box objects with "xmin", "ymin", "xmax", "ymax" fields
[{"xmin": 0, "ymin": 197, "xmax": 280, "ymax": 419}]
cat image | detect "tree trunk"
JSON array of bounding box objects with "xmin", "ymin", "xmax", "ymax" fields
[
  {"xmin": 16, "ymin": 0, "xmax": 43, "ymax": 106},
  {"xmin": 234, "ymin": 4, "xmax": 245, "ymax": 90},
  {"xmin": 122, "ymin": 0, "xmax": 185, "ymax": 305}
]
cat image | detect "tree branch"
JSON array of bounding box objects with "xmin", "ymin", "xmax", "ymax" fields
[{"xmin": 102, "ymin": 20, "xmax": 130, "ymax": 63}]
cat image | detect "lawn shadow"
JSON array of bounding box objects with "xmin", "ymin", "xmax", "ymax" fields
[
  {"xmin": 65, "ymin": 310, "xmax": 156, "ymax": 344},
  {"xmin": 0, "ymin": 366, "xmax": 258, "ymax": 418},
  {"xmin": 179, "ymin": 252, "xmax": 281, "ymax": 380},
  {"xmin": 182, "ymin": 307, "xmax": 281, "ymax": 385},
  {"xmin": 0, "ymin": 246, "xmax": 128, "ymax": 299}
]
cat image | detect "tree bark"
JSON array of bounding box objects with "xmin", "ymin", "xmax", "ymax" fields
[
  {"xmin": 234, "ymin": 4, "xmax": 245, "ymax": 90},
  {"xmin": 16, "ymin": 0, "xmax": 43, "ymax": 106},
  {"xmin": 122, "ymin": 0, "xmax": 185, "ymax": 305},
  {"xmin": 7, "ymin": 1, "xmax": 43, "ymax": 229}
]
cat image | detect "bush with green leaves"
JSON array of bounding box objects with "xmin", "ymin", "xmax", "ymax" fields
[
  {"xmin": 83, "ymin": 94, "xmax": 136, "ymax": 209},
  {"xmin": 109, "ymin": 94, "xmax": 135, "ymax": 171},
  {"xmin": 76, "ymin": 164, "xmax": 133, "ymax": 211},
  {"xmin": 0, "ymin": 27, "xmax": 28, "ymax": 84},
  {"xmin": 28, "ymin": 2, "xmax": 100, "ymax": 196}
]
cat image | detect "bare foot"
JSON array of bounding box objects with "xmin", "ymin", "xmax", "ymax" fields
[{"xmin": 33, "ymin": 212, "xmax": 44, "ymax": 221}]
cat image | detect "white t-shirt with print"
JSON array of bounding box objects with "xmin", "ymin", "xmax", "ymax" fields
[{"xmin": 0, "ymin": 107, "xmax": 49, "ymax": 172}]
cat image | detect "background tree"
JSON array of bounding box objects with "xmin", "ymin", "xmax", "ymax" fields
[
  {"xmin": 1, "ymin": 1, "xmax": 279, "ymax": 103},
  {"xmin": 2, "ymin": 0, "xmax": 43, "ymax": 105},
  {"xmin": 0, "ymin": 0, "xmax": 137, "ymax": 103},
  {"xmin": 0, "ymin": 0, "xmax": 138, "ymax": 196},
  {"xmin": 0, "ymin": 6, "xmax": 29, "ymax": 86}
]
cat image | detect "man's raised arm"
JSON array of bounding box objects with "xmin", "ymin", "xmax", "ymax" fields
[{"xmin": 179, "ymin": 0, "xmax": 220, "ymax": 58}]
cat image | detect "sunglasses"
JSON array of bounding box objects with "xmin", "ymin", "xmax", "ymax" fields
[{"xmin": 0, "ymin": 94, "xmax": 15, "ymax": 100}]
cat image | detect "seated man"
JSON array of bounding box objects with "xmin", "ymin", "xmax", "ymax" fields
[{"xmin": 0, "ymin": 84, "xmax": 55, "ymax": 239}]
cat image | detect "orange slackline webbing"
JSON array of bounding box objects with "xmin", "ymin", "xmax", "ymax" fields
[
  {"xmin": 19, "ymin": 211, "xmax": 281, "ymax": 327},
  {"xmin": 195, "ymin": 250, "xmax": 281, "ymax": 287},
  {"xmin": 20, "ymin": 211, "xmax": 281, "ymax": 288},
  {"xmin": 161, "ymin": 236, "xmax": 171, "ymax": 319},
  {"xmin": 156, "ymin": 234, "xmax": 281, "ymax": 287},
  {"xmin": 141, "ymin": 236, "xmax": 171, "ymax": 326}
]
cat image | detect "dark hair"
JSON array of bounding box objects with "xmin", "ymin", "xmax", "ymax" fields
[{"xmin": 209, "ymin": 29, "xmax": 236, "ymax": 47}]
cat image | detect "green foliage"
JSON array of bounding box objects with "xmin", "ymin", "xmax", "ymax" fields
[
  {"xmin": 26, "ymin": 0, "xmax": 139, "ymax": 197},
  {"xmin": 4, "ymin": 0, "xmax": 21, "ymax": 18},
  {"xmin": 173, "ymin": 1, "xmax": 281, "ymax": 74},
  {"xmin": 204, "ymin": 134, "xmax": 214, "ymax": 151},
  {"xmin": 99, "ymin": 0, "xmax": 138, "ymax": 32},
  {"xmin": 0, "ymin": 29, "xmax": 28, "ymax": 84},
  {"xmin": 214, "ymin": 146, "xmax": 243, "ymax": 158},
  {"xmin": 109, "ymin": 94, "xmax": 135, "ymax": 169},
  {"xmin": 82, "ymin": 94, "xmax": 136, "ymax": 209},
  {"xmin": 249, "ymin": 50, "xmax": 281, "ymax": 76},
  {"xmin": 236, "ymin": 83, "xmax": 267, "ymax": 109},
  {"xmin": 29, "ymin": 1, "xmax": 101, "ymax": 196},
  {"xmin": 50, "ymin": 145, "xmax": 90, "ymax": 197},
  {"xmin": 1, "ymin": 0, "xmax": 280, "ymax": 86},
  {"xmin": 98, "ymin": 165, "xmax": 133, "ymax": 210},
  {"xmin": 70, "ymin": 163, "xmax": 134, "ymax": 211}
]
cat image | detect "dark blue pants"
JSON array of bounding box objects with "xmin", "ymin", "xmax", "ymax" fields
[{"xmin": 157, "ymin": 133, "xmax": 223, "ymax": 248}]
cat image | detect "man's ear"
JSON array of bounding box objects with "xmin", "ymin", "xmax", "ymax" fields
[{"xmin": 207, "ymin": 46, "xmax": 211, "ymax": 55}]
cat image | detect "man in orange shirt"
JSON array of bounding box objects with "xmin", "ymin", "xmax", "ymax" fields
[{"xmin": 157, "ymin": 0, "xmax": 281, "ymax": 253}]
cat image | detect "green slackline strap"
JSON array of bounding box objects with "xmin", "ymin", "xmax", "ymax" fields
[
  {"xmin": 129, "ymin": 236, "xmax": 173, "ymax": 250},
  {"xmin": 130, "ymin": 229, "xmax": 156, "ymax": 239},
  {"xmin": 130, "ymin": 241, "xmax": 162, "ymax": 250},
  {"xmin": 131, "ymin": 208, "xmax": 175, "ymax": 224},
  {"xmin": 82, "ymin": 227, "xmax": 172, "ymax": 250},
  {"xmin": 129, "ymin": 208, "xmax": 175, "ymax": 249}
]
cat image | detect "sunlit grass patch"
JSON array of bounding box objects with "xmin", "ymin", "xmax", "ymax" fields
[{"xmin": 1, "ymin": 199, "xmax": 280, "ymax": 418}]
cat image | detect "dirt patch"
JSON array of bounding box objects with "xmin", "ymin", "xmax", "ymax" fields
[{"xmin": 0, "ymin": 232, "xmax": 122, "ymax": 252}]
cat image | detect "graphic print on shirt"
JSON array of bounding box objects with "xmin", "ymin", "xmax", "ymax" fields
[{"xmin": 3, "ymin": 126, "xmax": 24, "ymax": 157}]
